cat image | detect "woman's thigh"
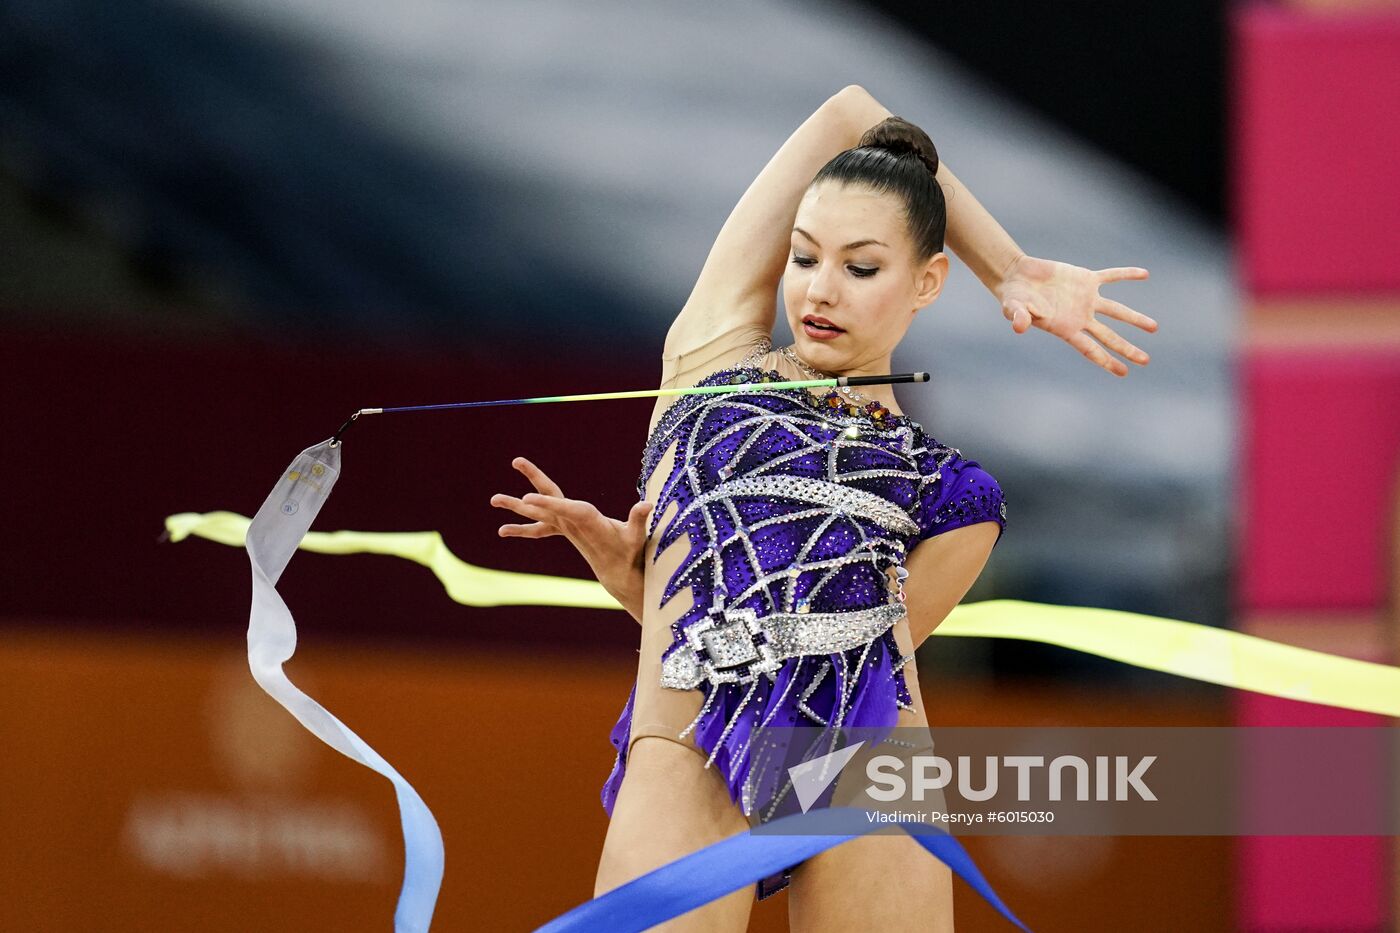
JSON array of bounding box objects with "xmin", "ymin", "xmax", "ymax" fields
[
  {"xmin": 594, "ymin": 446, "xmax": 754, "ymax": 930},
  {"xmin": 594, "ymin": 734, "xmax": 755, "ymax": 932},
  {"xmin": 788, "ymin": 617, "xmax": 954, "ymax": 932},
  {"xmin": 787, "ymin": 831, "xmax": 953, "ymax": 933}
]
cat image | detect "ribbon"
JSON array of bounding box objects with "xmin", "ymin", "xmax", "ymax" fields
[
  {"xmin": 239, "ymin": 442, "xmax": 444, "ymax": 932},
  {"xmin": 167, "ymin": 510, "xmax": 616, "ymax": 609},
  {"xmin": 167, "ymin": 509, "xmax": 1400, "ymax": 719},
  {"xmin": 535, "ymin": 808, "xmax": 1029, "ymax": 933}
]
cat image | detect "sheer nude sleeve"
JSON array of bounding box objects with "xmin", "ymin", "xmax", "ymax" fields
[
  {"xmin": 647, "ymin": 320, "xmax": 774, "ymax": 436},
  {"xmin": 659, "ymin": 320, "xmax": 773, "ymax": 390}
]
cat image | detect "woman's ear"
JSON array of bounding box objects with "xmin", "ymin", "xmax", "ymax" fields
[{"xmin": 914, "ymin": 251, "xmax": 949, "ymax": 309}]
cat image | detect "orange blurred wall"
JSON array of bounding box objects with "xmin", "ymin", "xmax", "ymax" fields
[{"xmin": 0, "ymin": 624, "xmax": 1230, "ymax": 932}]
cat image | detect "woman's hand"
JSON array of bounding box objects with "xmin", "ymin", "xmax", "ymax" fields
[
  {"xmin": 995, "ymin": 254, "xmax": 1157, "ymax": 377},
  {"xmin": 490, "ymin": 457, "xmax": 652, "ymax": 624}
]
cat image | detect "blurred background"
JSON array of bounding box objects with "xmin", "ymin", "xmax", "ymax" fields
[{"xmin": 1, "ymin": 0, "xmax": 1396, "ymax": 929}]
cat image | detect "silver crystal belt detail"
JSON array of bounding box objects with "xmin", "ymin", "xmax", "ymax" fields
[{"xmin": 660, "ymin": 602, "xmax": 908, "ymax": 690}]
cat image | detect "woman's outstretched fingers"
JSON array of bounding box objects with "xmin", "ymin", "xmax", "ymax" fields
[
  {"xmin": 1095, "ymin": 266, "xmax": 1149, "ymax": 283},
  {"xmin": 513, "ymin": 457, "xmax": 564, "ymax": 497},
  {"xmin": 498, "ymin": 521, "xmax": 556, "ymax": 538},
  {"xmin": 491, "ymin": 492, "xmax": 563, "ymax": 538},
  {"xmin": 1068, "ymin": 329, "xmax": 1126, "ymax": 377},
  {"xmin": 1096, "ymin": 296, "xmax": 1159, "ymax": 333},
  {"xmin": 1087, "ymin": 319, "xmax": 1150, "ymax": 366}
]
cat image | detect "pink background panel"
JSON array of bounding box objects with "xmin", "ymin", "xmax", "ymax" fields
[
  {"xmin": 1240, "ymin": 348, "xmax": 1400, "ymax": 611},
  {"xmin": 1232, "ymin": 691, "xmax": 1390, "ymax": 931},
  {"xmin": 1233, "ymin": 5, "xmax": 1400, "ymax": 296}
]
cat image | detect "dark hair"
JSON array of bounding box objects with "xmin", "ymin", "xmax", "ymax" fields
[{"xmin": 809, "ymin": 116, "xmax": 946, "ymax": 263}]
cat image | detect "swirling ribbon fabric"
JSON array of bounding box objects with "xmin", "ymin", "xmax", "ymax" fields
[
  {"xmin": 168, "ymin": 442, "xmax": 1400, "ymax": 931},
  {"xmin": 237, "ymin": 440, "xmax": 444, "ymax": 933}
]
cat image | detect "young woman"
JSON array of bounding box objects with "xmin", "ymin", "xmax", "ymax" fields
[{"xmin": 491, "ymin": 85, "xmax": 1155, "ymax": 931}]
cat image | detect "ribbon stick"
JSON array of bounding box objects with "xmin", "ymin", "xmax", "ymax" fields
[
  {"xmin": 241, "ymin": 441, "xmax": 443, "ymax": 932},
  {"xmin": 328, "ymin": 372, "xmax": 931, "ymax": 444},
  {"xmin": 169, "ymin": 510, "xmax": 1400, "ymax": 719}
]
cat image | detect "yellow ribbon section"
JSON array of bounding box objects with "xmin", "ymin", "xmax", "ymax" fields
[
  {"xmin": 943, "ymin": 601, "xmax": 1399, "ymax": 717},
  {"xmin": 164, "ymin": 511, "xmax": 617, "ymax": 609},
  {"xmin": 165, "ymin": 511, "xmax": 1400, "ymax": 718}
]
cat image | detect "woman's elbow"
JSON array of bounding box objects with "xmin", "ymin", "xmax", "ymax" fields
[
  {"xmin": 827, "ymin": 85, "xmax": 893, "ymax": 138},
  {"xmin": 830, "ymin": 84, "xmax": 870, "ymax": 111}
]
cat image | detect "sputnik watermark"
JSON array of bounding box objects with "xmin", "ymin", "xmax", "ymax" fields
[
  {"xmin": 864, "ymin": 754, "xmax": 1157, "ymax": 802},
  {"xmin": 790, "ymin": 749, "xmax": 1155, "ymax": 812},
  {"xmin": 741, "ymin": 726, "xmax": 1400, "ymax": 835}
]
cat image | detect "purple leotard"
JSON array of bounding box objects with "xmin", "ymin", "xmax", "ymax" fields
[{"xmin": 601, "ymin": 349, "xmax": 1006, "ymax": 899}]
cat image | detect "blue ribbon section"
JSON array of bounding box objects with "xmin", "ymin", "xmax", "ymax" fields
[
  {"xmin": 534, "ymin": 807, "xmax": 1031, "ymax": 932},
  {"xmin": 244, "ymin": 439, "xmax": 443, "ymax": 932}
]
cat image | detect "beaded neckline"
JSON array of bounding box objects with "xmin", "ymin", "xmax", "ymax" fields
[
  {"xmin": 726, "ymin": 365, "xmax": 912, "ymax": 423},
  {"xmin": 644, "ymin": 362, "xmax": 915, "ymax": 448},
  {"xmin": 636, "ymin": 362, "xmax": 936, "ymax": 495}
]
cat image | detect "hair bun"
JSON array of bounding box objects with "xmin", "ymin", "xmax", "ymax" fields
[{"xmin": 859, "ymin": 116, "xmax": 940, "ymax": 177}]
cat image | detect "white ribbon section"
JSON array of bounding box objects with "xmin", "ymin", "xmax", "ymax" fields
[{"xmin": 244, "ymin": 438, "xmax": 443, "ymax": 932}]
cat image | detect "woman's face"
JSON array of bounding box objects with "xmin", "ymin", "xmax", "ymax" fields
[{"xmin": 782, "ymin": 181, "xmax": 948, "ymax": 376}]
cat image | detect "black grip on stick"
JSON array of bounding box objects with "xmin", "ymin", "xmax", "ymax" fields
[{"xmin": 839, "ymin": 372, "xmax": 930, "ymax": 387}]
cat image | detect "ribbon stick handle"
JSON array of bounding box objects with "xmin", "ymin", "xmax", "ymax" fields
[{"xmin": 840, "ymin": 372, "xmax": 930, "ymax": 387}]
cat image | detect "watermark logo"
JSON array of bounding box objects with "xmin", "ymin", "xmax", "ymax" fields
[{"xmin": 790, "ymin": 740, "xmax": 865, "ymax": 812}]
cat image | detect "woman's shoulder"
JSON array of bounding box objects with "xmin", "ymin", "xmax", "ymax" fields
[
  {"xmin": 909, "ymin": 423, "xmax": 1000, "ymax": 484},
  {"xmin": 659, "ymin": 319, "xmax": 773, "ymax": 391},
  {"xmin": 906, "ymin": 422, "xmax": 1007, "ymax": 542}
]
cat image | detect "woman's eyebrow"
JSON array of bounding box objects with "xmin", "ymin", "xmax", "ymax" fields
[{"xmin": 793, "ymin": 226, "xmax": 888, "ymax": 251}]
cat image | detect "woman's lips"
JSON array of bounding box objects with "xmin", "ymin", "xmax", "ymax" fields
[{"xmin": 802, "ymin": 316, "xmax": 845, "ymax": 340}]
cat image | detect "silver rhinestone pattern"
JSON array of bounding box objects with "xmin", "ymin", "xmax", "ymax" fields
[
  {"xmin": 661, "ymin": 602, "xmax": 907, "ymax": 690},
  {"xmin": 675, "ymin": 474, "xmax": 920, "ymax": 538}
]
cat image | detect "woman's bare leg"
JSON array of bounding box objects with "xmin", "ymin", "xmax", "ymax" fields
[
  {"xmin": 593, "ymin": 438, "xmax": 754, "ymax": 931},
  {"xmin": 788, "ymin": 618, "xmax": 955, "ymax": 932},
  {"xmin": 594, "ymin": 736, "xmax": 756, "ymax": 931},
  {"xmin": 787, "ymin": 832, "xmax": 954, "ymax": 933}
]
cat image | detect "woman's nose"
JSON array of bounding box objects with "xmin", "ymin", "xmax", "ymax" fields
[{"xmin": 807, "ymin": 264, "xmax": 839, "ymax": 306}]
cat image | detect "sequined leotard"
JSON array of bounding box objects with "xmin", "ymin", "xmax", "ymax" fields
[{"xmin": 601, "ymin": 336, "xmax": 1007, "ymax": 900}]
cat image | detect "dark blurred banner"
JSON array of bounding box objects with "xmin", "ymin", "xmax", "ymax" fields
[{"xmin": 0, "ymin": 0, "xmax": 1242, "ymax": 680}]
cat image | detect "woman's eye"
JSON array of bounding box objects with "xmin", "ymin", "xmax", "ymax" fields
[{"xmin": 789, "ymin": 256, "xmax": 877, "ymax": 278}]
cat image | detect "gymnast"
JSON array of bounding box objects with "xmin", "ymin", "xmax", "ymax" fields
[{"xmin": 491, "ymin": 84, "xmax": 1154, "ymax": 931}]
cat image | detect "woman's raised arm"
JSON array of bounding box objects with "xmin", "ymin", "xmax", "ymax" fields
[
  {"xmin": 665, "ymin": 84, "xmax": 887, "ymax": 356},
  {"xmin": 674, "ymin": 84, "xmax": 1157, "ymax": 377}
]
